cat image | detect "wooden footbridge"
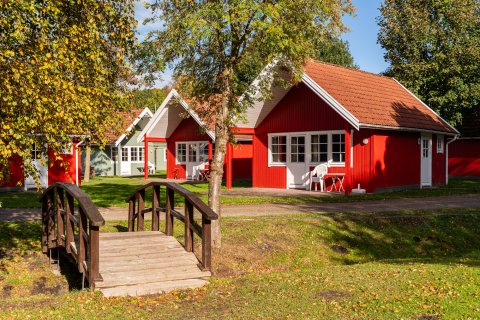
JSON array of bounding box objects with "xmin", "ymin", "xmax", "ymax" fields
[{"xmin": 40, "ymin": 182, "xmax": 218, "ymax": 297}]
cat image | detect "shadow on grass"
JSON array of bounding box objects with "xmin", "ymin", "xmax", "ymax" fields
[
  {"xmin": 0, "ymin": 222, "xmax": 42, "ymax": 259},
  {"xmin": 317, "ymin": 209, "xmax": 480, "ymax": 266},
  {"xmin": 113, "ymin": 224, "xmax": 128, "ymax": 232}
]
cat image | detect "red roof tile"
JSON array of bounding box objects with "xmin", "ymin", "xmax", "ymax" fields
[
  {"xmin": 304, "ymin": 60, "xmax": 456, "ymax": 134},
  {"xmin": 105, "ymin": 108, "xmax": 145, "ymax": 144}
]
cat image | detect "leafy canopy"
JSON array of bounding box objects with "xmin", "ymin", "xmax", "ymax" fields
[
  {"xmin": 133, "ymin": 88, "xmax": 167, "ymax": 111},
  {"xmin": 378, "ymin": 0, "xmax": 480, "ymax": 126},
  {"xmin": 0, "ymin": 0, "xmax": 137, "ymax": 182}
]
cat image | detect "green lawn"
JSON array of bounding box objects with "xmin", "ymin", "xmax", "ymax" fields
[
  {"xmin": 1, "ymin": 208, "xmax": 480, "ymax": 319},
  {"xmin": 1, "ymin": 177, "xmax": 480, "ymax": 208}
]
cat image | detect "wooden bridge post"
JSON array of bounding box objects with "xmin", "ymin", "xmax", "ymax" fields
[
  {"xmin": 65, "ymin": 193, "xmax": 74, "ymax": 254},
  {"xmin": 88, "ymin": 225, "xmax": 101, "ymax": 288},
  {"xmin": 47, "ymin": 191, "xmax": 56, "ymax": 249},
  {"xmin": 201, "ymin": 216, "xmax": 212, "ymax": 271},
  {"xmin": 41, "ymin": 195, "xmax": 49, "ymax": 254},
  {"xmin": 165, "ymin": 187, "xmax": 175, "ymax": 236},
  {"xmin": 184, "ymin": 200, "xmax": 194, "ymax": 252},
  {"xmin": 152, "ymin": 185, "xmax": 160, "ymax": 231},
  {"xmin": 55, "ymin": 187, "xmax": 65, "ymax": 247},
  {"xmin": 78, "ymin": 207, "xmax": 87, "ymax": 273},
  {"xmin": 128, "ymin": 199, "xmax": 135, "ymax": 232},
  {"xmin": 137, "ymin": 190, "xmax": 145, "ymax": 231}
]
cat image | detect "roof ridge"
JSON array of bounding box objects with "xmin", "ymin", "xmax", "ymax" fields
[{"xmin": 308, "ymin": 59, "xmax": 393, "ymax": 80}]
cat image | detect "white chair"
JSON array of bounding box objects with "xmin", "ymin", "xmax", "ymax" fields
[
  {"xmin": 148, "ymin": 161, "xmax": 155, "ymax": 174},
  {"xmin": 309, "ymin": 163, "xmax": 328, "ymax": 192}
]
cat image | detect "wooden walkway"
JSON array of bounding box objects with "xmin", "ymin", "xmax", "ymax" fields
[
  {"xmin": 40, "ymin": 182, "xmax": 218, "ymax": 297},
  {"xmin": 98, "ymin": 232, "xmax": 210, "ymax": 297}
]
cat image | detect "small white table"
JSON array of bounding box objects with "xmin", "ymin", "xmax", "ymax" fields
[{"xmin": 325, "ymin": 173, "xmax": 345, "ymax": 192}]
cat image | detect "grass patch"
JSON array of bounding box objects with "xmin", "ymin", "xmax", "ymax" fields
[{"xmin": 2, "ymin": 209, "xmax": 480, "ymax": 318}]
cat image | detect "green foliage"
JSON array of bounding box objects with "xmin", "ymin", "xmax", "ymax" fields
[
  {"xmin": 132, "ymin": 88, "xmax": 167, "ymax": 111},
  {"xmin": 312, "ymin": 34, "xmax": 357, "ymax": 68},
  {"xmin": 378, "ymin": 0, "xmax": 480, "ymax": 126},
  {"xmin": 0, "ymin": 0, "xmax": 137, "ymax": 182}
]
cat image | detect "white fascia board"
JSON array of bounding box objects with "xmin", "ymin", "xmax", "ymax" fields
[
  {"xmin": 137, "ymin": 90, "xmax": 177, "ymax": 143},
  {"xmin": 393, "ymin": 78, "xmax": 459, "ymax": 135},
  {"xmin": 115, "ymin": 107, "xmax": 154, "ymax": 146},
  {"xmin": 171, "ymin": 90, "xmax": 215, "ymax": 141},
  {"xmin": 301, "ymin": 74, "xmax": 360, "ymax": 130},
  {"xmin": 359, "ymin": 123, "xmax": 458, "ymax": 136}
]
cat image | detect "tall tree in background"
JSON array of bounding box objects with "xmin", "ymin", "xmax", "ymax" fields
[
  {"xmin": 139, "ymin": 0, "xmax": 354, "ymax": 247},
  {"xmin": 378, "ymin": 0, "xmax": 480, "ymax": 126},
  {"xmin": 313, "ymin": 34, "xmax": 357, "ymax": 68},
  {"xmin": 0, "ymin": 0, "xmax": 136, "ymax": 184},
  {"xmin": 133, "ymin": 88, "xmax": 167, "ymax": 112}
]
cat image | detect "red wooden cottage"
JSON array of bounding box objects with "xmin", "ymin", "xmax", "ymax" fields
[
  {"xmin": 237, "ymin": 60, "xmax": 458, "ymax": 193},
  {"xmin": 137, "ymin": 90, "xmax": 253, "ymax": 188},
  {"xmin": 0, "ymin": 139, "xmax": 82, "ymax": 191},
  {"xmin": 448, "ymin": 111, "xmax": 480, "ymax": 178}
]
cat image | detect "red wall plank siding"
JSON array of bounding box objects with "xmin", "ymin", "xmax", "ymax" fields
[
  {"xmin": 449, "ymin": 139, "xmax": 480, "ymax": 177},
  {"xmin": 253, "ymin": 83, "xmax": 351, "ymax": 189},
  {"xmin": 370, "ymin": 131, "xmax": 420, "ymax": 191},
  {"xmin": 252, "ymin": 133, "xmax": 286, "ymax": 188},
  {"xmin": 232, "ymin": 142, "xmax": 253, "ymax": 180},
  {"xmin": 256, "ymin": 83, "xmax": 349, "ymax": 134},
  {"xmin": 0, "ymin": 155, "xmax": 24, "ymax": 188},
  {"xmin": 48, "ymin": 147, "xmax": 78, "ymax": 185},
  {"xmin": 166, "ymin": 117, "xmax": 211, "ymax": 179},
  {"xmin": 351, "ymin": 129, "xmax": 374, "ymax": 192}
]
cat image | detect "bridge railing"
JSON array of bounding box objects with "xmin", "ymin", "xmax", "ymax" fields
[
  {"xmin": 40, "ymin": 182, "xmax": 104, "ymax": 288},
  {"xmin": 125, "ymin": 182, "xmax": 218, "ymax": 271}
]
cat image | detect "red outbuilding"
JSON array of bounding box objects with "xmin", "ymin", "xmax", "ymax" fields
[
  {"xmin": 237, "ymin": 60, "xmax": 458, "ymax": 193},
  {"xmin": 0, "ymin": 140, "xmax": 82, "ymax": 191},
  {"xmin": 138, "ymin": 90, "xmax": 253, "ymax": 188},
  {"xmin": 448, "ymin": 112, "xmax": 480, "ymax": 178}
]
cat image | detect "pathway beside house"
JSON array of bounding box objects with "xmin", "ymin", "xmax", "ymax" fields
[{"xmin": 1, "ymin": 194, "xmax": 479, "ymax": 222}]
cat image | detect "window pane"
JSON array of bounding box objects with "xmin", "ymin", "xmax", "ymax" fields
[
  {"xmin": 271, "ymin": 135, "xmax": 287, "ymax": 163},
  {"xmin": 310, "ymin": 134, "xmax": 328, "ymax": 164},
  {"xmin": 122, "ymin": 148, "xmax": 128, "ymax": 161},
  {"xmin": 331, "ymin": 133, "xmax": 345, "ymax": 163},
  {"xmin": 199, "ymin": 142, "xmax": 209, "ymax": 162},
  {"xmin": 188, "ymin": 143, "xmax": 197, "ymax": 162},
  {"xmin": 290, "ymin": 136, "xmax": 305, "ymax": 163}
]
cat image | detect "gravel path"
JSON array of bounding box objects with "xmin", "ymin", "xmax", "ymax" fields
[{"xmin": 1, "ymin": 194, "xmax": 479, "ymax": 222}]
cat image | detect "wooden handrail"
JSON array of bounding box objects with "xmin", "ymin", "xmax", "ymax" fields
[
  {"xmin": 125, "ymin": 181, "xmax": 218, "ymax": 221},
  {"xmin": 125, "ymin": 181, "xmax": 218, "ymax": 271},
  {"xmin": 40, "ymin": 182, "xmax": 104, "ymax": 289}
]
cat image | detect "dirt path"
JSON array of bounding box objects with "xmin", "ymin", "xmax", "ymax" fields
[{"xmin": 1, "ymin": 194, "xmax": 479, "ymax": 222}]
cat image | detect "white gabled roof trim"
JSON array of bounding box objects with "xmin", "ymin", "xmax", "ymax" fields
[
  {"xmin": 392, "ymin": 79, "xmax": 459, "ymax": 135},
  {"xmin": 114, "ymin": 107, "xmax": 153, "ymax": 147},
  {"xmin": 137, "ymin": 89, "xmax": 215, "ymax": 143},
  {"xmin": 301, "ymin": 74, "xmax": 360, "ymax": 130}
]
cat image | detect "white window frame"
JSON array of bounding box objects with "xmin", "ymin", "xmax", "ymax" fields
[
  {"xmin": 269, "ymin": 135, "xmax": 288, "ymax": 165},
  {"xmin": 176, "ymin": 141, "xmax": 209, "ymax": 164},
  {"xmin": 121, "ymin": 147, "xmax": 129, "ymax": 162},
  {"xmin": 268, "ymin": 131, "xmax": 346, "ymax": 167},
  {"xmin": 437, "ymin": 135, "xmax": 444, "ymax": 154}
]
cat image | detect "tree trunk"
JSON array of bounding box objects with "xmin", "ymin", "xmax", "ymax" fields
[
  {"xmin": 84, "ymin": 143, "xmax": 91, "ymax": 183},
  {"xmin": 207, "ymin": 75, "xmax": 233, "ymax": 248}
]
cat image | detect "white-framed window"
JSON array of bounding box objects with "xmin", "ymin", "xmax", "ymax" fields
[
  {"xmin": 188, "ymin": 143, "xmax": 198, "ymax": 162},
  {"xmin": 176, "ymin": 141, "xmax": 209, "ymax": 164},
  {"xmin": 332, "ymin": 133, "xmax": 345, "ymax": 163},
  {"xmin": 138, "ymin": 147, "xmax": 144, "ymax": 162},
  {"xmin": 31, "ymin": 143, "xmax": 43, "ymax": 160},
  {"xmin": 131, "ymin": 147, "xmax": 138, "ymax": 161},
  {"xmin": 271, "ymin": 135, "xmax": 287, "ymax": 164},
  {"xmin": 199, "ymin": 142, "xmax": 209, "ymax": 162},
  {"xmin": 437, "ymin": 135, "xmax": 444, "ymax": 153},
  {"xmin": 176, "ymin": 143, "xmax": 187, "ymax": 163},
  {"xmin": 311, "ymin": 134, "xmax": 328, "ymax": 163},
  {"xmin": 111, "ymin": 147, "xmax": 118, "ymax": 161},
  {"xmin": 268, "ymin": 131, "xmax": 346, "ymax": 167},
  {"xmin": 121, "ymin": 147, "xmax": 129, "ymax": 162}
]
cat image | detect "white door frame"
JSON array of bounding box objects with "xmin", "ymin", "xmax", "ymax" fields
[
  {"xmin": 24, "ymin": 144, "xmax": 48, "ymax": 190},
  {"xmin": 120, "ymin": 147, "xmax": 131, "ymax": 176},
  {"xmin": 420, "ymin": 134, "xmax": 432, "ymax": 187},
  {"xmin": 286, "ymin": 134, "xmax": 308, "ymax": 189}
]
